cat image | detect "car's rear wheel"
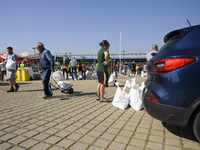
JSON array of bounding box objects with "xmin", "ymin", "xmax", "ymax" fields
[{"xmin": 193, "ymin": 110, "xmax": 200, "ymax": 142}]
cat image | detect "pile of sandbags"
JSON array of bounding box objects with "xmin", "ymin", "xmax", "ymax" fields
[{"xmin": 112, "ymin": 78, "xmax": 145, "ymax": 111}]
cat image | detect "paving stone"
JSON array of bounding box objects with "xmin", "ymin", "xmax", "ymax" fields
[
  {"xmin": 44, "ymin": 136, "xmax": 62, "ymax": 145},
  {"xmin": 8, "ymin": 136, "xmax": 27, "ymax": 144},
  {"xmin": 70, "ymin": 142, "xmax": 89, "ymax": 150},
  {"xmin": 149, "ymin": 135, "xmax": 163, "ymax": 143},
  {"xmin": 19, "ymin": 139, "xmax": 39, "ymax": 148},
  {"xmin": 87, "ymin": 130, "xmax": 102, "ymax": 138},
  {"xmin": 146, "ymin": 141, "xmax": 163, "ymax": 150},
  {"xmin": 93, "ymin": 138, "xmax": 111, "ymax": 148},
  {"xmin": 126, "ymin": 145, "xmax": 144, "ymax": 150},
  {"xmin": 165, "ymin": 145, "xmax": 182, "ymax": 150},
  {"xmin": 134, "ymin": 133, "xmax": 148, "ymax": 140},
  {"xmin": 100, "ymin": 132, "xmax": 116, "ymax": 141},
  {"xmin": 31, "ymin": 142, "xmax": 51, "ymax": 150},
  {"xmin": 109, "ymin": 141, "xmax": 126, "ymax": 150},
  {"xmin": 114, "ymin": 135, "xmax": 130, "ymax": 144},
  {"xmin": 13, "ymin": 128, "xmax": 29, "ymax": 135},
  {"xmin": 182, "ymin": 141, "xmax": 200, "ymax": 149},
  {"xmin": 0, "ymin": 133, "xmax": 16, "ymax": 141},
  {"xmin": 67, "ymin": 133, "xmax": 83, "ymax": 141},
  {"xmin": 166, "ymin": 138, "xmax": 181, "ymax": 147},
  {"xmin": 56, "ymin": 139, "xmax": 75, "ymax": 148},
  {"xmin": 33, "ymin": 133, "xmax": 51, "ymax": 141},
  {"xmin": 129, "ymin": 138, "xmax": 146, "ymax": 148},
  {"xmin": 3, "ymin": 126, "xmax": 20, "ymax": 132},
  {"xmin": 80, "ymin": 135, "xmax": 96, "ymax": 144},
  {"xmin": 55, "ymin": 130, "xmax": 70, "ymax": 138},
  {"xmin": 44, "ymin": 128, "xmax": 59, "ymax": 135},
  {"xmin": 0, "ymin": 142, "xmax": 13, "ymax": 149},
  {"xmin": 22, "ymin": 130, "xmax": 39, "ymax": 138},
  {"xmin": 87, "ymin": 145, "xmax": 105, "ymax": 150},
  {"xmin": 47, "ymin": 146, "xmax": 65, "ymax": 150},
  {"xmin": 8, "ymin": 146, "xmax": 25, "ymax": 150}
]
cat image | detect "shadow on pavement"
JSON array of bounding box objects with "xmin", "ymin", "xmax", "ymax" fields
[{"xmin": 162, "ymin": 122, "xmax": 198, "ymax": 142}]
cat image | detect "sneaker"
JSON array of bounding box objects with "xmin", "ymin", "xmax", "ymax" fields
[
  {"xmin": 7, "ymin": 87, "xmax": 14, "ymax": 92},
  {"xmin": 99, "ymin": 98, "xmax": 110, "ymax": 102},
  {"xmin": 43, "ymin": 95, "xmax": 52, "ymax": 99},
  {"xmin": 14, "ymin": 84, "xmax": 19, "ymax": 91},
  {"xmin": 96, "ymin": 96, "xmax": 100, "ymax": 101}
]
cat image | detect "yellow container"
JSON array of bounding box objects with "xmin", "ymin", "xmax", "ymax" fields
[
  {"xmin": 16, "ymin": 68, "xmax": 22, "ymax": 81},
  {"xmin": 21, "ymin": 68, "xmax": 31, "ymax": 81}
]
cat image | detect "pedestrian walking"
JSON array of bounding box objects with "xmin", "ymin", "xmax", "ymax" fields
[
  {"xmin": 0, "ymin": 59, "xmax": 6, "ymax": 81},
  {"xmin": 36, "ymin": 42, "xmax": 55, "ymax": 99},
  {"xmin": 113, "ymin": 60, "xmax": 117, "ymax": 78},
  {"xmin": 69, "ymin": 57, "xmax": 78, "ymax": 80},
  {"xmin": 128, "ymin": 61, "xmax": 132, "ymax": 76},
  {"xmin": 5, "ymin": 47, "xmax": 19, "ymax": 92},
  {"xmin": 96, "ymin": 40, "xmax": 110, "ymax": 102}
]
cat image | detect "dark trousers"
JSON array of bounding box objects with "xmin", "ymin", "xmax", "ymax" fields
[
  {"xmin": 62, "ymin": 68, "xmax": 68, "ymax": 79},
  {"xmin": 1, "ymin": 71, "xmax": 6, "ymax": 81},
  {"xmin": 71, "ymin": 66, "xmax": 77, "ymax": 80},
  {"xmin": 82, "ymin": 70, "xmax": 86, "ymax": 79},
  {"xmin": 42, "ymin": 69, "xmax": 52, "ymax": 96}
]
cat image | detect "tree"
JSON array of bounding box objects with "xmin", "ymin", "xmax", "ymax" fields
[
  {"xmin": 80, "ymin": 56, "xmax": 86, "ymax": 64},
  {"xmin": 64, "ymin": 53, "xmax": 70, "ymax": 64}
]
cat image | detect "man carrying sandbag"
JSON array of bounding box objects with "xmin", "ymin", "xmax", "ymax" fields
[{"xmin": 4, "ymin": 47, "xmax": 19, "ymax": 92}]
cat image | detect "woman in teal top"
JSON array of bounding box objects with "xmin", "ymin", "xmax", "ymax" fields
[{"xmin": 96, "ymin": 40, "xmax": 110, "ymax": 102}]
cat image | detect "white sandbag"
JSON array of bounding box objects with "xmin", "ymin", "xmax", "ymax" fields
[
  {"xmin": 6, "ymin": 59, "xmax": 16, "ymax": 70},
  {"xmin": 123, "ymin": 80, "xmax": 131, "ymax": 91},
  {"xmin": 57, "ymin": 81, "xmax": 71, "ymax": 90},
  {"xmin": 141, "ymin": 71, "xmax": 144, "ymax": 77},
  {"xmin": 127, "ymin": 78, "xmax": 138, "ymax": 103},
  {"xmin": 112, "ymin": 82, "xmax": 129, "ymax": 110},
  {"xmin": 129, "ymin": 87, "xmax": 143, "ymax": 111},
  {"xmin": 139, "ymin": 82, "xmax": 145, "ymax": 91},
  {"xmin": 53, "ymin": 71, "xmax": 65, "ymax": 81},
  {"xmin": 86, "ymin": 70, "xmax": 92, "ymax": 78},
  {"xmin": 108, "ymin": 74, "xmax": 115, "ymax": 83}
]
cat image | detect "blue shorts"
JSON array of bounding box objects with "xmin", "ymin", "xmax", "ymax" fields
[{"xmin": 97, "ymin": 71, "xmax": 108, "ymax": 85}]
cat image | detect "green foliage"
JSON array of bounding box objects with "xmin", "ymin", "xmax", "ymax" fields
[{"xmin": 80, "ymin": 56, "xmax": 86, "ymax": 64}]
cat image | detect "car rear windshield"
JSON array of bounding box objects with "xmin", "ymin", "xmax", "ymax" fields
[{"xmin": 157, "ymin": 27, "xmax": 193, "ymax": 54}]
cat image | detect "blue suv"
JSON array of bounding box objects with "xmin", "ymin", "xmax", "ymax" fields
[{"xmin": 142, "ymin": 25, "xmax": 200, "ymax": 142}]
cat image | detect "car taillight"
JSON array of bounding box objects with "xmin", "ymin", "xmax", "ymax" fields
[
  {"xmin": 148, "ymin": 93, "xmax": 159, "ymax": 102},
  {"xmin": 153, "ymin": 57, "xmax": 196, "ymax": 72}
]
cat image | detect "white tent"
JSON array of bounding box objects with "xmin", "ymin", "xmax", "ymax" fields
[{"xmin": 19, "ymin": 52, "xmax": 32, "ymax": 57}]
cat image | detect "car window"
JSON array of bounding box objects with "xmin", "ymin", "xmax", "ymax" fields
[{"xmin": 157, "ymin": 38, "xmax": 180, "ymax": 54}]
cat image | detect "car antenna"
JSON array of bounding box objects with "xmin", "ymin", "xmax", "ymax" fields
[{"xmin": 187, "ymin": 19, "xmax": 191, "ymax": 27}]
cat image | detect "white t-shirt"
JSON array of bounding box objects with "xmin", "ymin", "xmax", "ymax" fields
[{"xmin": 147, "ymin": 51, "xmax": 157, "ymax": 61}]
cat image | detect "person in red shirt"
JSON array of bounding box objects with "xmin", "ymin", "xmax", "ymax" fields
[{"xmin": 82, "ymin": 64, "xmax": 87, "ymax": 79}]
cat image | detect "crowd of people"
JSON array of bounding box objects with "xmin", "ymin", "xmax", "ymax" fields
[{"xmin": 0, "ymin": 41, "xmax": 157, "ymax": 101}]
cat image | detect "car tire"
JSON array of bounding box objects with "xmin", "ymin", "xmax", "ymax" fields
[{"xmin": 193, "ymin": 110, "xmax": 200, "ymax": 142}]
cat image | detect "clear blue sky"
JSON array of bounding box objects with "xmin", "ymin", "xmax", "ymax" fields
[{"xmin": 0, "ymin": 0, "xmax": 200, "ymax": 55}]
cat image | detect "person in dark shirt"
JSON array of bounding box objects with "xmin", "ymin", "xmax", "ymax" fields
[
  {"xmin": 36, "ymin": 42, "xmax": 55, "ymax": 99},
  {"xmin": 131, "ymin": 61, "xmax": 136, "ymax": 74}
]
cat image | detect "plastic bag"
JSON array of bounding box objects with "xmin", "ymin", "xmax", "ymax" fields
[
  {"xmin": 112, "ymin": 82, "xmax": 129, "ymax": 110},
  {"xmin": 139, "ymin": 82, "xmax": 145, "ymax": 91},
  {"xmin": 141, "ymin": 71, "xmax": 144, "ymax": 77},
  {"xmin": 53, "ymin": 71, "xmax": 64, "ymax": 81},
  {"xmin": 57, "ymin": 81, "xmax": 71, "ymax": 90},
  {"xmin": 108, "ymin": 74, "xmax": 115, "ymax": 83},
  {"xmin": 129, "ymin": 86, "xmax": 143, "ymax": 111},
  {"xmin": 6, "ymin": 59, "xmax": 16, "ymax": 71}
]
